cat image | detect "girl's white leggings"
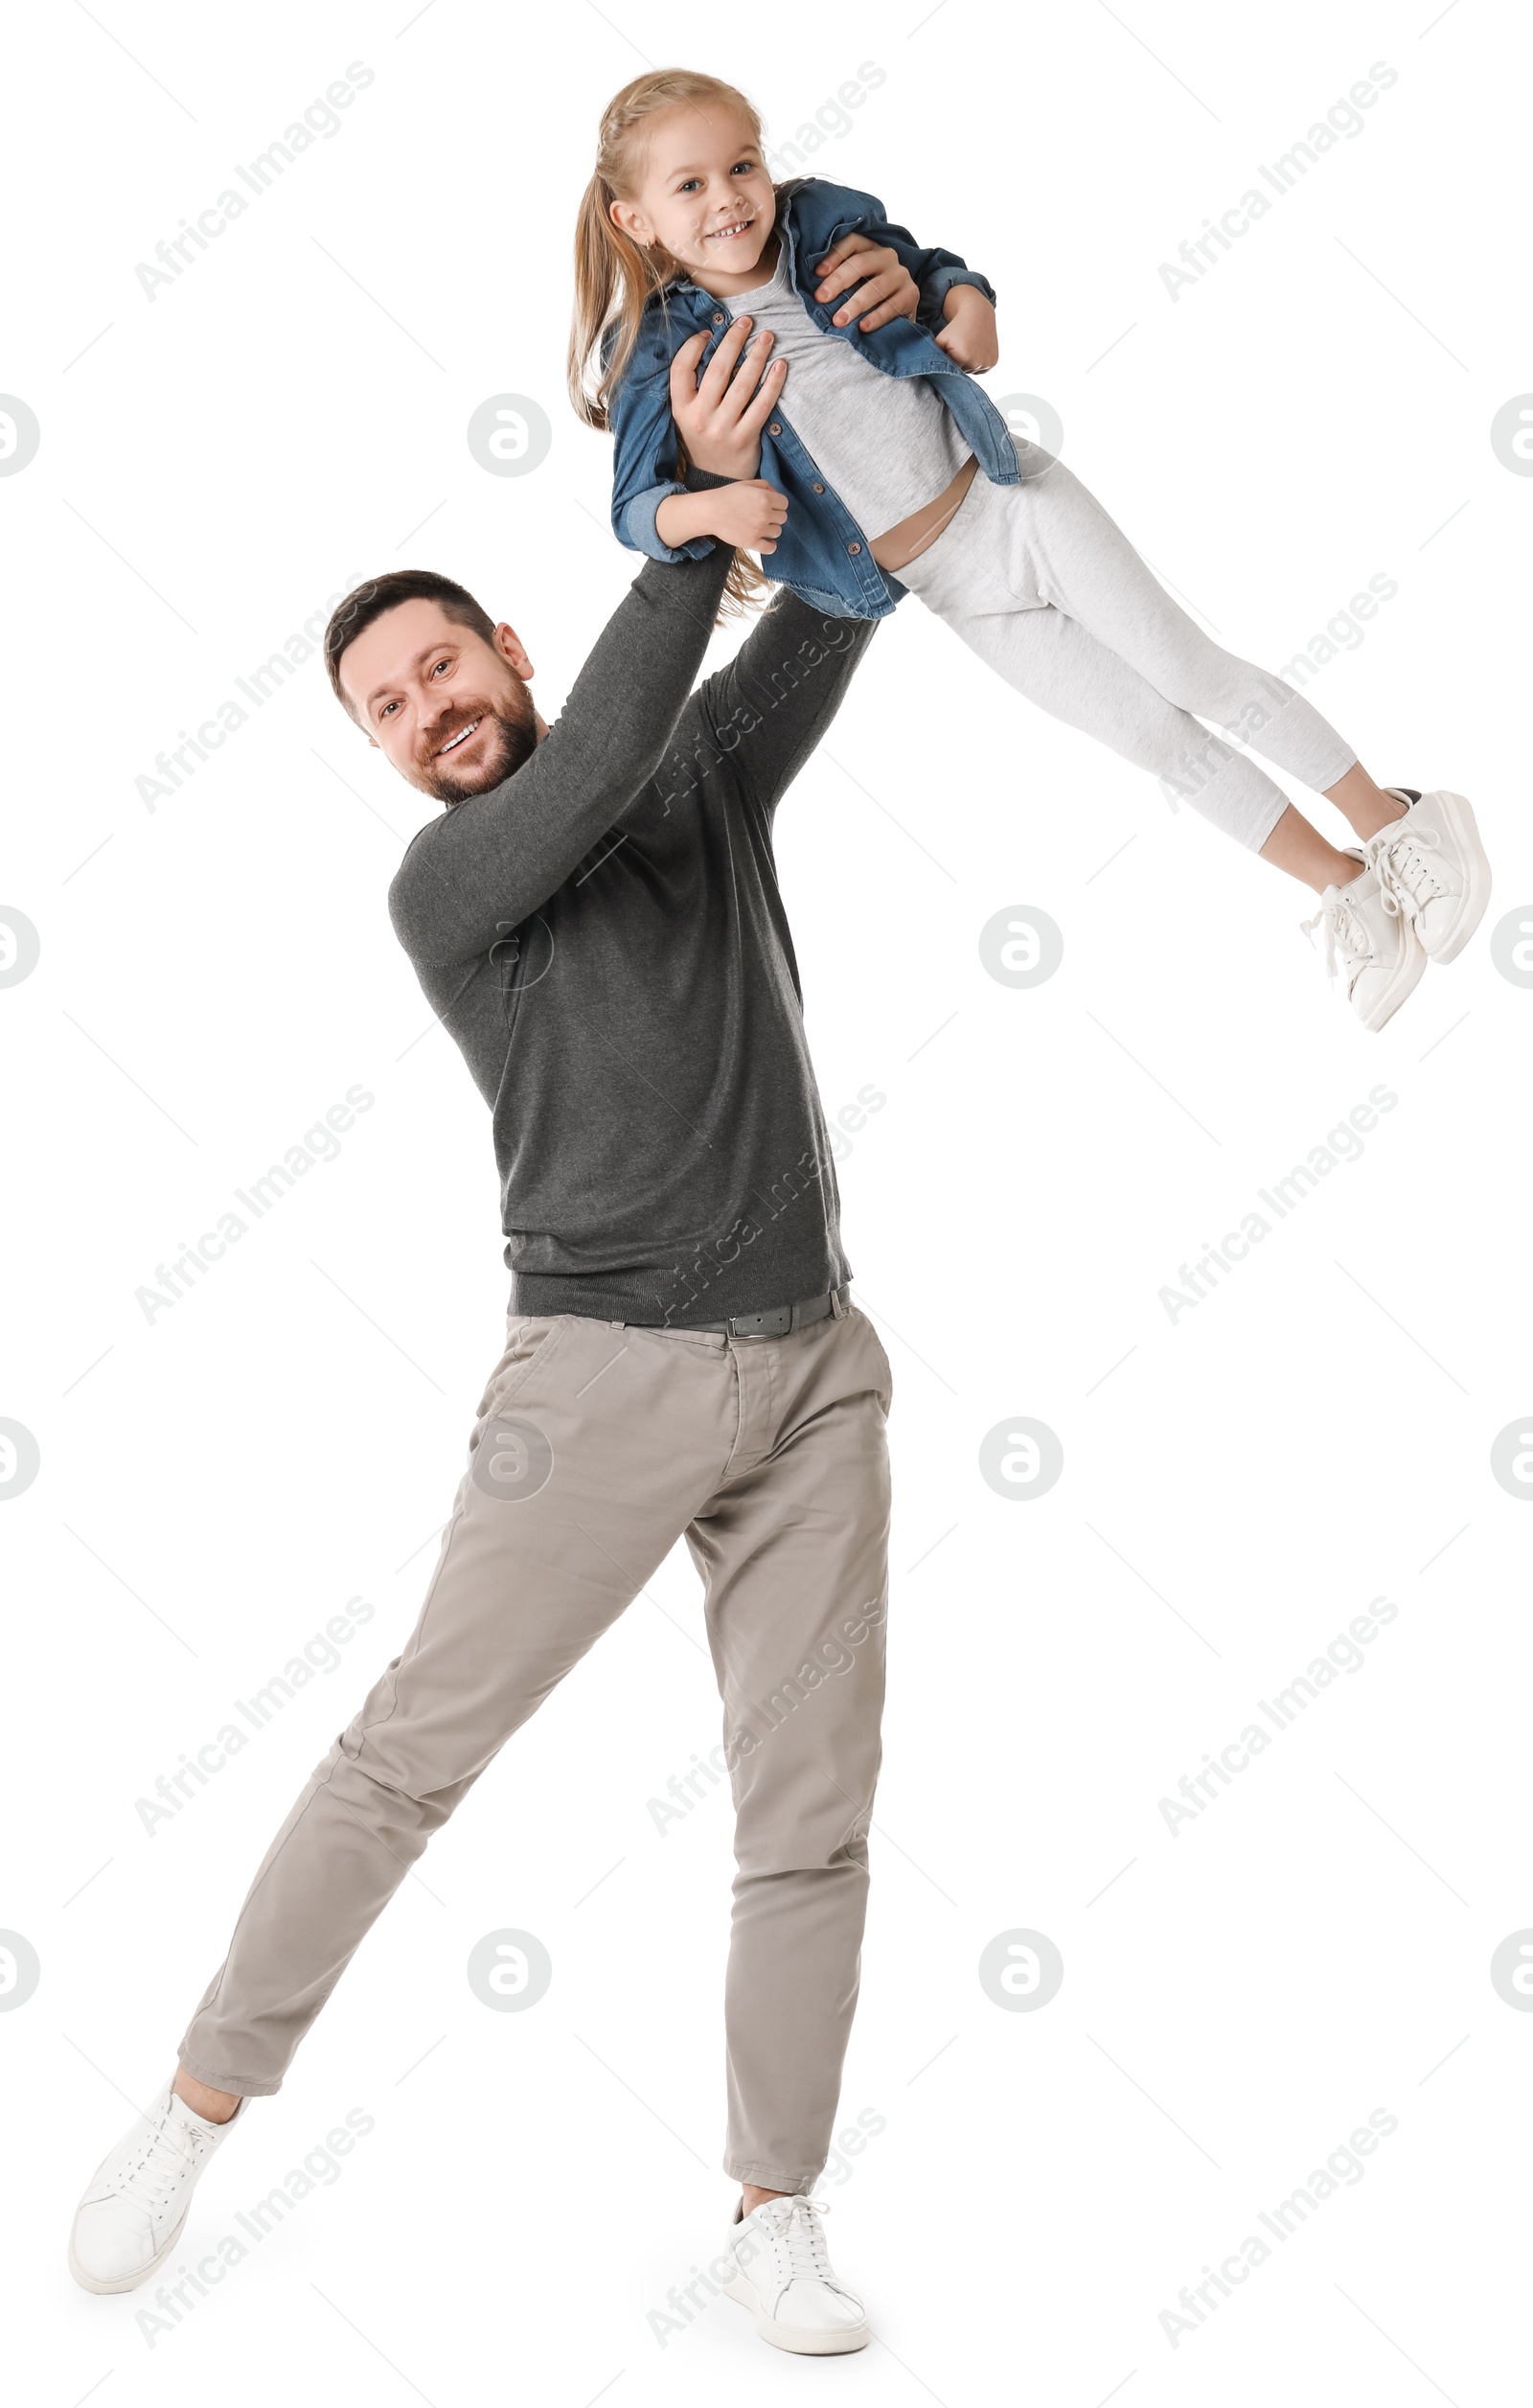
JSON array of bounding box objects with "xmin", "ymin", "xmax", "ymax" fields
[{"xmin": 895, "ymin": 441, "xmax": 1359, "ymax": 851}]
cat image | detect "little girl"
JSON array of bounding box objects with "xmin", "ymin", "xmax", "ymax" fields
[{"xmin": 568, "ymin": 69, "xmax": 1490, "ymax": 1031}]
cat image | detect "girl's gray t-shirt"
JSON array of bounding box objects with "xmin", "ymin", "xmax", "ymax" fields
[{"xmin": 725, "ymin": 242, "xmax": 972, "ymax": 540}]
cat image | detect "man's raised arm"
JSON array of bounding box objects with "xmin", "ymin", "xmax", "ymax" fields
[
  {"xmin": 696, "ymin": 592, "xmax": 879, "ymax": 821},
  {"xmin": 389, "ymin": 545, "xmax": 733, "ymax": 967}
]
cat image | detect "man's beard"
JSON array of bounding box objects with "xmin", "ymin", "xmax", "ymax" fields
[{"xmin": 418, "ymin": 691, "xmax": 538, "ymax": 804}]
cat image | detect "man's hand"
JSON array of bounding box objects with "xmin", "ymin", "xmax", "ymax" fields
[
  {"xmin": 670, "ymin": 315, "xmax": 787, "ymax": 482},
  {"xmin": 812, "ymin": 233, "xmax": 920, "ymax": 332},
  {"xmin": 933, "ymin": 284, "xmax": 998, "ymax": 371}
]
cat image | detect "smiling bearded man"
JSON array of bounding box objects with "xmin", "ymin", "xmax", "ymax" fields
[
  {"xmin": 338, "ymin": 573, "xmax": 542, "ymax": 803},
  {"xmin": 66, "ymin": 297, "xmax": 916, "ymax": 2358}
]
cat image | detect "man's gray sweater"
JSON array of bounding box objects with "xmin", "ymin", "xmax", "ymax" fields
[{"xmin": 387, "ymin": 545, "xmax": 878, "ymax": 1326}]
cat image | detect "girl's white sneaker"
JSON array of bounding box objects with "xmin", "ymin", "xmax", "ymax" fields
[
  {"xmin": 1301, "ymin": 853, "xmax": 1427, "ymax": 1032},
  {"xmin": 69, "ymin": 2079, "xmax": 246, "ymax": 2294},
  {"xmin": 722, "ymin": 2191, "xmax": 870, "ymax": 2354},
  {"xmin": 1365, "ymin": 788, "xmax": 1491, "ymax": 964}
]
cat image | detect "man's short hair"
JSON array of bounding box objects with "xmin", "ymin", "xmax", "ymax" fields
[{"xmin": 324, "ymin": 569, "xmax": 496, "ymax": 714}]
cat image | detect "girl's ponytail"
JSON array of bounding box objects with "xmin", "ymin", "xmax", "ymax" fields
[{"xmin": 565, "ymin": 166, "xmax": 666, "ymax": 434}]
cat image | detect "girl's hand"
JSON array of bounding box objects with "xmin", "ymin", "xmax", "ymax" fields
[
  {"xmin": 812, "ymin": 234, "xmax": 920, "ymax": 332},
  {"xmin": 933, "ymin": 285, "xmax": 999, "ymax": 371},
  {"xmin": 653, "ymin": 478, "xmax": 789, "ymax": 556},
  {"xmin": 669, "ymin": 316, "xmax": 787, "ymax": 482},
  {"xmin": 706, "ymin": 477, "xmax": 790, "ymax": 556}
]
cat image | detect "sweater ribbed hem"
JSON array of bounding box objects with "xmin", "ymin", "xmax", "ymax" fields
[{"xmin": 511, "ymin": 1251, "xmax": 851, "ymax": 1330}]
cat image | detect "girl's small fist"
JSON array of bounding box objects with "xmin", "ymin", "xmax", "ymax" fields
[
  {"xmin": 712, "ymin": 477, "xmax": 789, "ymax": 555},
  {"xmin": 934, "ymin": 285, "xmax": 999, "ymax": 372}
]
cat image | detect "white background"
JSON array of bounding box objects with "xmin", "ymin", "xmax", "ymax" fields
[{"xmin": 3, "ymin": 2, "xmax": 1530, "ymax": 2400}]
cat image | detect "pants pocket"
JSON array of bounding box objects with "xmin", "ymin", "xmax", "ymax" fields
[{"xmin": 472, "ymin": 1316, "xmax": 565, "ymax": 1427}]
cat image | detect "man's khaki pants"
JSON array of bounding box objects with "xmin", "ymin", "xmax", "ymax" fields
[{"xmin": 179, "ymin": 1301, "xmax": 893, "ymax": 2194}]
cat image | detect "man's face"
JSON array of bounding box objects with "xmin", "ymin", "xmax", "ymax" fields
[{"xmin": 339, "ymin": 598, "xmax": 540, "ymax": 803}]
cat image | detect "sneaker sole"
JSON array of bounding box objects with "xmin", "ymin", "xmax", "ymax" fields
[
  {"xmin": 722, "ymin": 2268, "xmax": 871, "ymax": 2354},
  {"xmin": 1415, "ymin": 790, "xmax": 1491, "ymax": 964},
  {"xmin": 68, "ymin": 2182, "xmax": 194, "ymax": 2296}
]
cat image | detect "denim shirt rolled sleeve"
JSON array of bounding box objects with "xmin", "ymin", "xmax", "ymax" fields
[
  {"xmin": 619, "ymin": 477, "xmax": 711, "ymax": 563},
  {"xmin": 908, "ymin": 242, "xmax": 996, "ymax": 333}
]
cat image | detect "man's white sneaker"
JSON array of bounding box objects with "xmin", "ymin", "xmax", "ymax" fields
[
  {"xmin": 1365, "ymin": 788, "xmax": 1491, "ymax": 964},
  {"xmin": 722, "ymin": 2192, "xmax": 870, "ymax": 2355},
  {"xmin": 69, "ymin": 2079, "xmax": 246, "ymax": 2295},
  {"xmin": 1301, "ymin": 852, "xmax": 1427, "ymax": 1032}
]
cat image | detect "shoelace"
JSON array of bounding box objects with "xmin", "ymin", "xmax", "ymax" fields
[
  {"xmin": 757, "ymin": 2193, "xmax": 842, "ymax": 2291},
  {"xmin": 1299, "ymin": 888, "xmax": 1375, "ymax": 995},
  {"xmin": 1364, "ymin": 820, "xmax": 1447, "ymax": 920},
  {"xmin": 108, "ymin": 2105, "xmax": 202, "ymax": 2213}
]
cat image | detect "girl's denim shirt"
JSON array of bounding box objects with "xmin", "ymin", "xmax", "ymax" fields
[{"xmin": 606, "ymin": 176, "xmax": 1018, "ymax": 620}]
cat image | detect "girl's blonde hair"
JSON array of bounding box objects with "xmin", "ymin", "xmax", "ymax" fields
[{"xmin": 569, "ymin": 69, "xmax": 772, "ymax": 620}]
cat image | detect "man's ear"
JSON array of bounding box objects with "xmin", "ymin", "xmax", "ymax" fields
[{"xmin": 493, "ymin": 622, "xmax": 535, "ymax": 683}]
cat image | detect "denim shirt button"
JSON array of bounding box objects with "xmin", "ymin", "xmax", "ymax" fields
[
  {"xmin": 767, "ymin": 422, "xmax": 782, "ymax": 437},
  {"xmin": 812, "ymin": 481, "xmax": 824, "ymax": 494},
  {"xmin": 847, "ymin": 540, "xmax": 862, "ymax": 556},
  {"xmin": 711, "ymin": 310, "xmax": 725, "ymax": 325}
]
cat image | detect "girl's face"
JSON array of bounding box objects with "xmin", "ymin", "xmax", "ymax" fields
[{"xmin": 608, "ymin": 103, "xmax": 777, "ymax": 295}]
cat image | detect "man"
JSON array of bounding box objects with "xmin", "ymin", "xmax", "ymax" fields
[{"xmin": 68, "ymin": 295, "xmax": 906, "ymax": 2358}]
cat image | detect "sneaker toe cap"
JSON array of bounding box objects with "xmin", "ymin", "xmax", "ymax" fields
[
  {"xmin": 72, "ymin": 2199, "xmax": 156, "ymax": 2282},
  {"xmin": 1415, "ymin": 892, "xmax": 1463, "ymax": 949},
  {"xmin": 777, "ymin": 2278, "xmax": 866, "ymax": 2331}
]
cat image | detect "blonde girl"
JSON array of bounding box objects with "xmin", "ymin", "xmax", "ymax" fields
[{"xmin": 569, "ymin": 70, "xmax": 1489, "ymax": 1028}]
